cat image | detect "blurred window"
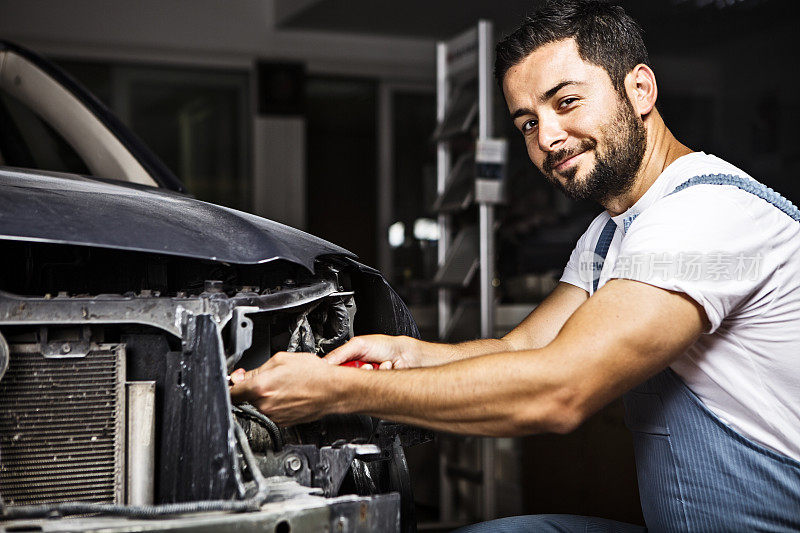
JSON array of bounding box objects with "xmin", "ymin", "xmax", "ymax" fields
[
  {"xmin": 58, "ymin": 60, "xmax": 250, "ymax": 210},
  {"xmin": 389, "ymin": 91, "xmax": 437, "ymax": 303},
  {"xmin": 306, "ymin": 77, "xmax": 378, "ymax": 264},
  {"xmin": 0, "ymin": 89, "xmax": 90, "ymax": 175}
]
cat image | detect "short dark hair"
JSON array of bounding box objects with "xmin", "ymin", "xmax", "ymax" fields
[{"xmin": 495, "ymin": 0, "xmax": 649, "ymax": 93}]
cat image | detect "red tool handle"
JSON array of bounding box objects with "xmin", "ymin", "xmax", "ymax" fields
[{"xmin": 340, "ymin": 361, "xmax": 372, "ymax": 369}]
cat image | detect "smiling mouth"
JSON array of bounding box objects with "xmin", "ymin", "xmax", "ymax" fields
[{"xmin": 554, "ymin": 151, "xmax": 586, "ymax": 173}]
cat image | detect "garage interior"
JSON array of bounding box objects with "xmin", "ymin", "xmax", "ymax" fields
[{"xmin": 1, "ymin": 0, "xmax": 799, "ymax": 530}]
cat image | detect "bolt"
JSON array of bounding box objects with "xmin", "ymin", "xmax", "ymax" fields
[
  {"xmin": 285, "ymin": 455, "xmax": 302, "ymax": 473},
  {"xmin": 61, "ymin": 343, "xmax": 71, "ymax": 354},
  {"xmin": 204, "ymin": 280, "xmax": 224, "ymax": 293}
]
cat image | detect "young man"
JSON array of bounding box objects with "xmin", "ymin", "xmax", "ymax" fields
[{"xmin": 231, "ymin": 1, "xmax": 800, "ymax": 529}]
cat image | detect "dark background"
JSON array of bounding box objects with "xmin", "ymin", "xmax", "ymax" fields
[{"xmin": 5, "ymin": 0, "xmax": 797, "ymax": 527}]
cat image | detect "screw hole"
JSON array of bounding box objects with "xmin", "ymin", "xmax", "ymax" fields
[
  {"xmin": 241, "ymin": 321, "xmax": 248, "ymax": 328},
  {"xmin": 274, "ymin": 521, "xmax": 291, "ymax": 533}
]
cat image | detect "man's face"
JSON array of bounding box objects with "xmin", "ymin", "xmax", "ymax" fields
[{"xmin": 502, "ymin": 39, "xmax": 646, "ymax": 204}]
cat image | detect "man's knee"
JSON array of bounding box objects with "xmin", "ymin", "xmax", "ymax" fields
[
  {"xmin": 454, "ymin": 514, "xmax": 646, "ymax": 533},
  {"xmin": 454, "ymin": 514, "xmax": 588, "ymax": 533}
]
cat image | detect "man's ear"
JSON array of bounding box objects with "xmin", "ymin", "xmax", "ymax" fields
[{"xmin": 625, "ymin": 64, "xmax": 657, "ymax": 117}]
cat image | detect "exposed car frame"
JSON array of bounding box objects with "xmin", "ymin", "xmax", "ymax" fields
[{"xmin": 0, "ymin": 40, "xmax": 426, "ymax": 533}]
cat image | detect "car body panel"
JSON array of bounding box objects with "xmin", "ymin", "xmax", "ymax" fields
[{"xmin": 0, "ymin": 167, "xmax": 355, "ymax": 271}]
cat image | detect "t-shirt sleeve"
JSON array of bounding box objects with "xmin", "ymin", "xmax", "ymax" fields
[
  {"xmin": 610, "ymin": 188, "xmax": 770, "ymax": 333},
  {"xmin": 560, "ymin": 223, "xmax": 594, "ymax": 293}
]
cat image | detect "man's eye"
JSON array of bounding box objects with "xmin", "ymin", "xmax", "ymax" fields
[
  {"xmin": 559, "ymin": 97, "xmax": 578, "ymax": 109},
  {"xmin": 521, "ymin": 119, "xmax": 537, "ymax": 133}
]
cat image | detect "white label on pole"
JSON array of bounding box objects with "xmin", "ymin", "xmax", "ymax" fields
[{"xmin": 476, "ymin": 138, "xmax": 508, "ymax": 165}]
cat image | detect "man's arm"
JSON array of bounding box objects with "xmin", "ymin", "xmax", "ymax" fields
[
  {"xmin": 502, "ymin": 281, "xmax": 590, "ymax": 350},
  {"xmin": 230, "ymin": 279, "xmax": 708, "ymax": 434},
  {"xmin": 323, "ymin": 281, "xmax": 589, "ymax": 368}
]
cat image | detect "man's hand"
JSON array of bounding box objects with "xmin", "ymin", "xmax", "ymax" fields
[
  {"xmin": 228, "ymin": 279, "xmax": 706, "ymax": 436},
  {"xmin": 229, "ymin": 352, "xmax": 346, "ymax": 426},
  {"xmin": 324, "ymin": 334, "xmax": 425, "ymax": 369},
  {"xmin": 323, "ymin": 282, "xmax": 589, "ymax": 371}
]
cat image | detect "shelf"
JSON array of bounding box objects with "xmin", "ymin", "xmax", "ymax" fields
[
  {"xmin": 432, "ymin": 80, "xmax": 478, "ymax": 142},
  {"xmin": 432, "ymin": 152, "xmax": 475, "ymax": 213},
  {"xmin": 409, "ymin": 303, "xmax": 538, "ymax": 340},
  {"xmin": 443, "ymin": 299, "xmax": 479, "ymax": 342},
  {"xmin": 433, "ymin": 225, "xmax": 479, "ymax": 288}
]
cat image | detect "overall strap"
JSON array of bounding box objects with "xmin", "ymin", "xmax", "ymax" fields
[
  {"xmin": 592, "ymin": 173, "xmax": 800, "ymax": 294},
  {"xmin": 667, "ymin": 173, "xmax": 800, "ymax": 221},
  {"xmin": 622, "ymin": 173, "xmax": 800, "ymax": 530},
  {"xmin": 592, "ymin": 219, "xmax": 617, "ymax": 293}
]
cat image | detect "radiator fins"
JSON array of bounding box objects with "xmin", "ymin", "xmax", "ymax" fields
[{"xmin": 0, "ymin": 345, "xmax": 126, "ymax": 506}]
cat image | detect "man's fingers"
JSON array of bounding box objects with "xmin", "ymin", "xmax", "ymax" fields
[
  {"xmin": 229, "ymin": 367, "xmax": 267, "ymax": 404},
  {"xmin": 323, "ymin": 342, "xmax": 355, "ymax": 364},
  {"xmin": 324, "ymin": 336, "xmax": 373, "ymax": 365},
  {"xmin": 229, "ymin": 368, "xmax": 247, "ymax": 384}
]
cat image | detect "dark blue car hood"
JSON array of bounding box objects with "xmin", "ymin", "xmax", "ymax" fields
[{"xmin": 0, "ymin": 168, "xmax": 355, "ymax": 271}]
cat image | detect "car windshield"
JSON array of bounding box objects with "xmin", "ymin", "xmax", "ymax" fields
[
  {"xmin": 0, "ymin": 88, "xmax": 91, "ymax": 175},
  {"xmin": 0, "ymin": 48, "xmax": 159, "ymax": 187}
]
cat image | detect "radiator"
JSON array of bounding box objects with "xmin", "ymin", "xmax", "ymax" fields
[{"xmin": 0, "ymin": 344, "xmax": 126, "ymax": 506}]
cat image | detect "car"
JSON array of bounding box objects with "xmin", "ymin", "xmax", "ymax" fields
[{"xmin": 0, "ymin": 40, "xmax": 426, "ymax": 533}]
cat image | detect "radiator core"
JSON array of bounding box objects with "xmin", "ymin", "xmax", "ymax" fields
[{"xmin": 0, "ymin": 344, "xmax": 126, "ymax": 506}]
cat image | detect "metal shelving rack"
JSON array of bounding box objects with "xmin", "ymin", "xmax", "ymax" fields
[{"xmin": 433, "ymin": 20, "xmax": 508, "ymax": 524}]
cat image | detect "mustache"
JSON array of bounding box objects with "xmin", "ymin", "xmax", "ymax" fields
[{"xmin": 543, "ymin": 139, "xmax": 596, "ymax": 175}]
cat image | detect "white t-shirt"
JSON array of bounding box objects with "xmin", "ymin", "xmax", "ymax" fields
[{"xmin": 560, "ymin": 152, "xmax": 800, "ymax": 462}]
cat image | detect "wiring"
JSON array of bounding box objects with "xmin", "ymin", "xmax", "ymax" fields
[{"xmin": 234, "ymin": 403, "xmax": 284, "ymax": 451}]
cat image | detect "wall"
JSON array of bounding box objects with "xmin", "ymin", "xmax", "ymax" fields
[
  {"xmin": 0, "ymin": 0, "xmax": 435, "ymax": 80},
  {"xmin": 0, "ymin": 0, "xmax": 436, "ymax": 230}
]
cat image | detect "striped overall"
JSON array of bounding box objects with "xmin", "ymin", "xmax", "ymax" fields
[{"xmin": 458, "ymin": 174, "xmax": 800, "ymax": 532}]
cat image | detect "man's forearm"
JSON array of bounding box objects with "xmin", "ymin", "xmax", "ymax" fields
[
  {"xmin": 233, "ymin": 280, "xmax": 704, "ymax": 432},
  {"xmin": 416, "ymin": 282, "xmax": 589, "ymax": 366},
  {"xmin": 332, "ymin": 347, "xmax": 575, "ymax": 436},
  {"xmin": 417, "ymin": 337, "xmax": 516, "ymax": 366}
]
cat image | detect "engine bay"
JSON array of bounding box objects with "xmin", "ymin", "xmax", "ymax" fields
[{"xmin": 0, "ymin": 241, "xmax": 425, "ymax": 532}]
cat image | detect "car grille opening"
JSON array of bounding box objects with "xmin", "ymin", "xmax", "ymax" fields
[{"xmin": 0, "ymin": 344, "xmax": 126, "ymax": 506}]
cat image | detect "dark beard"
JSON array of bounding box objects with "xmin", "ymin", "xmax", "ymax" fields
[{"xmin": 543, "ymin": 96, "xmax": 646, "ymax": 204}]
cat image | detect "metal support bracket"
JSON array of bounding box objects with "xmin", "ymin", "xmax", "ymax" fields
[
  {"xmin": 38, "ymin": 325, "xmax": 93, "ymax": 358},
  {"xmin": 225, "ymin": 306, "xmax": 257, "ymax": 370},
  {"xmin": 258, "ymin": 443, "xmax": 381, "ymax": 498}
]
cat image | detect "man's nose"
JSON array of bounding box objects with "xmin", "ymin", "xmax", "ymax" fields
[{"xmin": 537, "ymin": 116, "xmax": 567, "ymax": 152}]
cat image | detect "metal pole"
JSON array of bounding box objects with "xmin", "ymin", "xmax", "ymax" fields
[
  {"xmin": 436, "ymin": 42, "xmax": 452, "ymax": 342},
  {"xmin": 477, "ymin": 20, "xmax": 493, "ymax": 141},
  {"xmin": 126, "ymin": 381, "xmax": 155, "ymax": 505},
  {"xmin": 479, "ymin": 203, "xmax": 496, "ymax": 521},
  {"xmin": 436, "ymin": 40, "xmax": 455, "ymax": 522},
  {"xmin": 477, "ymin": 19, "xmax": 496, "ymax": 521},
  {"xmin": 478, "ymin": 204, "xmax": 495, "ymax": 340},
  {"xmin": 476, "ymin": 20, "xmax": 495, "ymax": 344}
]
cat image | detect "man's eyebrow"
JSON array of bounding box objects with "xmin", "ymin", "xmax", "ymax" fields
[
  {"xmin": 509, "ymin": 80, "xmax": 585, "ymax": 119},
  {"xmin": 511, "ymin": 107, "xmax": 535, "ymax": 120},
  {"xmin": 540, "ymin": 80, "xmax": 583, "ymax": 103}
]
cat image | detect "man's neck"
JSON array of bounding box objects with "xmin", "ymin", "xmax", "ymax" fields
[{"xmin": 602, "ymin": 113, "xmax": 693, "ymax": 217}]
